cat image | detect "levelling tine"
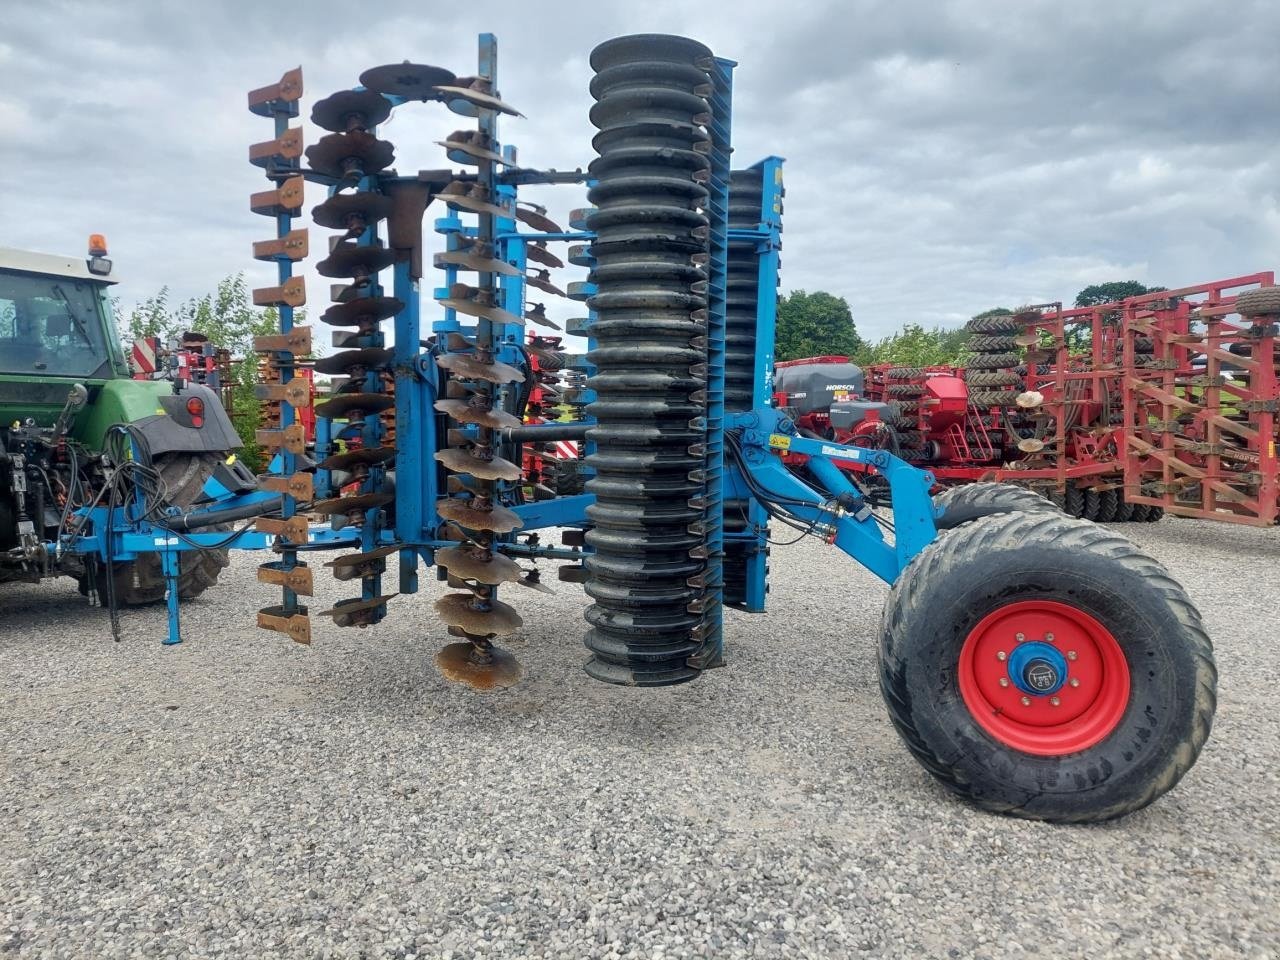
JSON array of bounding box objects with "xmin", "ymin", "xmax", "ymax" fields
[
  {"xmin": 258, "ymin": 472, "xmax": 315, "ymax": 502},
  {"xmin": 249, "ymin": 128, "xmax": 304, "ymax": 168},
  {"xmin": 257, "ymin": 606, "xmax": 312, "ymax": 644},
  {"xmin": 253, "ymin": 276, "xmax": 307, "ymax": 308},
  {"xmin": 257, "ymin": 561, "xmax": 314, "ymax": 596},
  {"xmin": 256, "ymin": 515, "xmax": 310, "ymax": 545},
  {"xmin": 248, "ymin": 67, "xmax": 303, "ymax": 114},
  {"xmin": 253, "ymin": 327, "xmax": 312, "ymax": 354},
  {"xmin": 320, "ymin": 594, "xmax": 397, "ymax": 628},
  {"xmin": 250, "ymin": 175, "xmax": 306, "ymax": 217},
  {"xmin": 256, "ymin": 422, "xmax": 307, "ymax": 455},
  {"xmin": 253, "ymin": 229, "xmax": 310, "ymax": 262},
  {"xmin": 254, "ymin": 379, "xmax": 312, "ymax": 408}
]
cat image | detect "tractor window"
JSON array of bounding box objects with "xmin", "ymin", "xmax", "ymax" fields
[{"xmin": 0, "ymin": 269, "xmax": 113, "ymax": 378}]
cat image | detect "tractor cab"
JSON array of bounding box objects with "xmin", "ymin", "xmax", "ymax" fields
[{"xmin": 0, "ymin": 238, "xmax": 132, "ymax": 427}]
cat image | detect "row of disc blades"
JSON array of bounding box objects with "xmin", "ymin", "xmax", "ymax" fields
[{"xmin": 424, "ymin": 66, "xmax": 577, "ymax": 691}]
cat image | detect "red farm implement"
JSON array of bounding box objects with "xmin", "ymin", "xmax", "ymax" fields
[{"xmin": 781, "ymin": 273, "xmax": 1279, "ymax": 526}]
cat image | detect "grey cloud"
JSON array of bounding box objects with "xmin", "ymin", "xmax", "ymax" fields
[{"xmin": 0, "ymin": 0, "xmax": 1274, "ymax": 346}]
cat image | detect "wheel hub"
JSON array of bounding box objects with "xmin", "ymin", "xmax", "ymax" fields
[
  {"xmin": 1007, "ymin": 640, "xmax": 1067, "ymax": 696},
  {"xmin": 956, "ymin": 600, "xmax": 1131, "ymax": 755}
]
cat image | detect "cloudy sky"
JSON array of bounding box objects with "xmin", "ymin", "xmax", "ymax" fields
[{"xmin": 1, "ymin": 0, "xmax": 1276, "ymax": 347}]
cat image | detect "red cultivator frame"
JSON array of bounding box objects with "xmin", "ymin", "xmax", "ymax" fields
[{"xmin": 814, "ymin": 273, "xmax": 1279, "ymax": 526}]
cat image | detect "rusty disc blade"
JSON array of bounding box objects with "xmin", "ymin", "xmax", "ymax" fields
[
  {"xmin": 434, "ymin": 447, "xmax": 522, "ymax": 482},
  {"xmin": 437, "ymin": 286, "xmax": 524, "ymax": 327},
  {"xmin": 434, "ymin": 81, "xmax": 524, "ymax": 118},
  {"xmin": 436, "ymin": 133, "xmax": 510, "ymax": 167},
  {"xmin": 439, "ymin": 188, "xmax": 510, "ymax": 220},
  {"xmin": 306, "ymin": 131, "xmax": 395, "ymax": 179},
  {"xmin": 433, "ymin": 398, "xmax": 522, "ymax": 429},
  {"xmin": 524, "ymin": 304, "xmax": 562, "ymax": 331},
  {"xmin": 317, "ymin": 241, "xmax": 397, "ymax": 279},
  {"xmin": 517, "ymin": 572, "xmax": 555, "ymax": 595},
  {"xmin": 433, "ymin": 248, "xmax": 520, "ymax": 277},
  {"xmin": 320, "ymin": 296, "xmax": 403, "ymax": 327},
  {"xmin": 312, "ymin": 191, "xmax": 395, "ymax": 230},
  {"xmin": 526, "ymin": 243, "xmax": 564, "ymax": 269},
  {"xmin": 436, "ymin": 496, "xmax": 522, "ymax": 533},
  {"xmin": 360, "ymin": 61, "xmax": 456, "ymax": 99},
  {"xmin": 311, "ymin": 89, "xmax": 392, "ymax": 132},
  {"xmin": 435, "ymin": 640, "xmax": 522, "ymax": 689},
  {"xmin": 312, "ymin": 491, "xmax": 394, "ymax": 516},
  {"xmin": 315, "ymin": 391, "xmax": 395, "ymax": 419},
  {"xmin": 515, "ymin": 204, "xmax": 563, "ymax": 233},
  {"xmin": 316, "ymin": 445, "xmax": 396, "ymax": 471},
  {"xmin": 434, "ymin": 593, "xmax": 523, "ymax": 636},
  {"xmin": 436, "ymin": 546, "xmax": 523, "ymax": 585},
  {"xmin": 314, "ymin": 347, "xmax": 393, "ymax": 375},
  {"xmin": 525, "ymin": 271, "xmax": 567, "ymax": 298},
  {"xmin": 324, "ymin": 544, "xmax": 401, "ymax": 581},
  {"xmin": 321, "ymin": 594, "xmax": 397, "ymax": 627},
  {"xmin": 435, "ymin": 352, "xmax": 525, "ymax": 384}
]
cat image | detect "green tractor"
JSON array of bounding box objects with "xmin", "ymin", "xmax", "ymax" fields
[{"xmin": 0, "ymin": 239, "xmax": 242, "ymax": 602}]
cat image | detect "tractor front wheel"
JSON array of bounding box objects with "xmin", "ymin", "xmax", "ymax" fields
[
  {"xmin": 878, "ymin": 511, "xmax": 1215, "ymax": 822},
  {"xmin": 111, "ymin": 453, "xmax": 230, "ymax": 606}
]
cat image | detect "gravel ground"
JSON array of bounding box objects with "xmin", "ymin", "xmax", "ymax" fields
[{"xmin": 1, "ymin": 517, "xmax": 1277, "ymax": 959}]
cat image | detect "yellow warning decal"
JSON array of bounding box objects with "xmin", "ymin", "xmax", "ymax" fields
[{"xmin": 768, "ymin": 433, "xmax": 791, "ymax": 450}]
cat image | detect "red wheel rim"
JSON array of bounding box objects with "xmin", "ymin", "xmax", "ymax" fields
[{"xmin": 957, "ymin": 600, "xmax": 1130, "ymax": 756}]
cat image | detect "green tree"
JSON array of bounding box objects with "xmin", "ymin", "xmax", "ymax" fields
[
  {"xmin": 775, "ymin": 290, "xmax": 864, "ymax": 362},
  {"xmin": 856, "ymin": 323, "xmax": 968, "ymax": 367},
  {"xmin": 1074, "ymin": 281, "xmax": 1166, "ymax": 308}
]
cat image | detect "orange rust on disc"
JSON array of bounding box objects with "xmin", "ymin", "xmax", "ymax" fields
[
  {"xmin": 436, "ymin": 546, "xmax": 523, "ymax": 585},
  {"xmin": 316, "ymin": 446, "xmax": 396, "ymax": 472},
  {"xmin": 435, "ymin": 352, "xmax": 525, "ymax": 384},
  {"xmin": 434, "ymin": 448, "xmax": 522, "ymax": 482},
  {"xmin": 436, "ymin": 497, "xmax": 522, "ymax": 532},
  {"xmin": 312, "ymin": 491, "xmax": 393, "ymax": 517},
  {"xmin": 515, "ymin": 203, "xmax": 563, "ymax": 234},
  {"xmin": 434, "ymin": 593, "xmax": 523, "ymax": 636},
  {"xmin": 314, "ymin": 391, "xmax": 395, "ymax": 420},
  {"xmin": 526, "ymin": 242, "xmax": 565, "ymax": 269},
  {"xmin": 435, "ymin": 641, "xmax": 522, "ymax": 690},
  {"xmin": 433, "ymin": 397, "xmax": 521, "ymax": 429}
]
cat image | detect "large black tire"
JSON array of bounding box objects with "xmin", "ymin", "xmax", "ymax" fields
[
  {"xmin": 112, "ymin": 453, "xmax": 230, "ymax": 605},
  {"xmin": 931, "ymin": 482, "xmax": 1060, "ymax": 531},
  {"xmin": 879, "ymin": 512, "xmax": 1216, "ymax": 822},
  {"xmin": 1233, "ymin": 286, "xmax": 1280, "ymax": 318},
  {"xmin": 550, "ymin": 457, "xmax": 586, "ymax": 496},
  {"xmin": 1096, "ymin": 488, "xmax": 1119, "ymax": 523},
  {"xmin": 1113, "ymin": 497, "xmax": 1136, "ymax": 522},
  {"xmin": 1063, "ymin": 484, "xmax": 1086, "ymax": 518}
]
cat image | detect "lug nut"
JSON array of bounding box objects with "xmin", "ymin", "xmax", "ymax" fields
[
  {"xmin": 996, "ymin": 651, "xmax": 1007, "ymax": 661},
  {"xmin": 1020, "ymin": 696, "xmax": 1032, "ymax": 707},
  {"xmin": 1069, "ymin": 677, "xmax": 1080, "ymax": 688},
  {"xmin": 999, "ymin": 678, "xmax": 1010, "ymax": 688},
  {"xmin": 1015, "ymin": 633, "xmax": 1025, "ymax": 642},
  {"xmin": 1045, "ymin": 632, "xmax": 1054, "ymax": 642},
  {"xmin": 1067, "ymin": 650, "xmax": 1078, "ymax": 661},
  {"xmin": 1049, "ymin": 696, "xmax": 1060, "ymax": 707}
]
